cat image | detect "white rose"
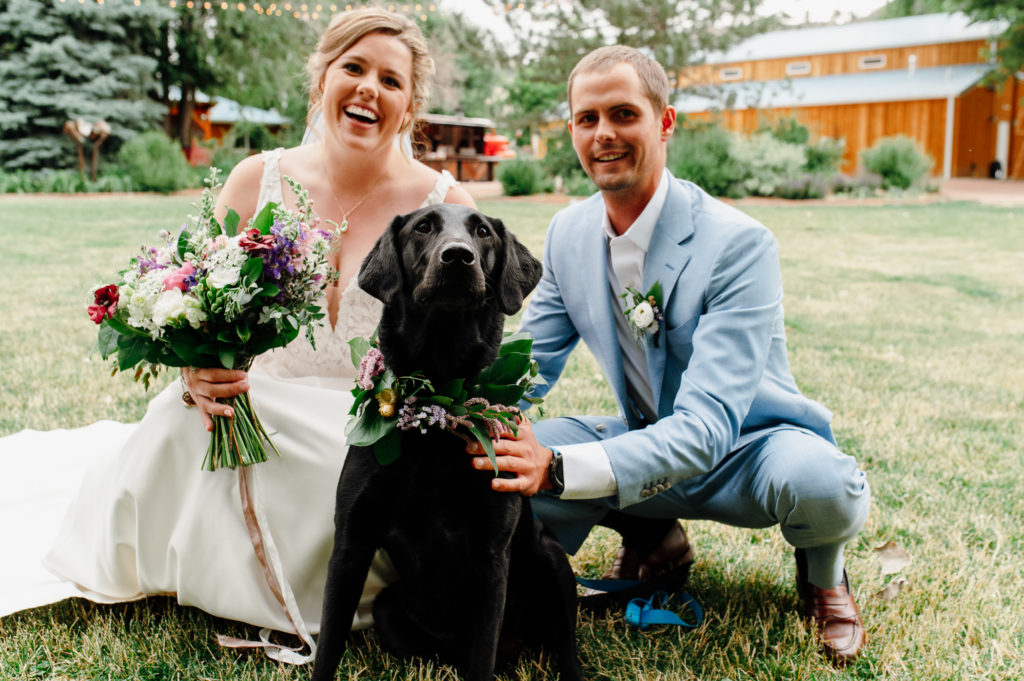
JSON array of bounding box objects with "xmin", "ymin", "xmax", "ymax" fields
[
  {"xmin": 152, "ymin": 289, "xmax": 186, "ymax": 328},
  {"xmin": 206, "ymin": 264, "xmax": 241, "ymax": 288},
  {"xmin": 630, "ymin": 301, "xmax": 655, "ymax": 329}
]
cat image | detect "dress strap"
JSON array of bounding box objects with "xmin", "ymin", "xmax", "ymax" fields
[
  {"xmin": 421, "ymin": 169, "xmax": 457, "ymax": 208},
  {"xmin": 256, "ymin": 148, "xmax": 286, "ymax": 210}
]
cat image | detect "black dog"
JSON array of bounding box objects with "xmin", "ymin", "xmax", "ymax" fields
[{"xmin": 311, "ymin": 204, "xmax": 582, "ymax": 681}]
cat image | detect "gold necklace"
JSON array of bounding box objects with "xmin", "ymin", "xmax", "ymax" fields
[{"xmin": 320, "ymin": 152, "xmax": 387, "ymax": 233}]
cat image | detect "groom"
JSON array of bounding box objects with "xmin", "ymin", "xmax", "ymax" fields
[{"xmin": 468, "ymin": 45, "xmax": 870, "ymax": 663}]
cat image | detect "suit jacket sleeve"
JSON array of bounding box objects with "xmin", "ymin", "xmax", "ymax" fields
[
  {"xmin": 606, "ymin": 218, "xmax": 784, "ymax": 507},
  {"xmin": 518, "ymin": 214, "xmax": 581, "ymax": 407}
]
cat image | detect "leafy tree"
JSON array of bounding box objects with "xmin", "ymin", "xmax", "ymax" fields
[
  {"xmin": 0, "ymin": 0, "xmax": 166, "ymax": 170},
  {"xmin": 504, "ymin": 0, "xmax": 778, "ymax": 129},
  {"xmin": 958, "ymin": 0, "xmax": 1024, "ymax": 80},
  {"xmin": 879, "ymin": 0, "xmax": 1022, "ymax": 80},
  {"xmin": 423, "ymin": 11, "xmax": 511, "ymax": 119}
]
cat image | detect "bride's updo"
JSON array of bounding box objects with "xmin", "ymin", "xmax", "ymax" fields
[{"xmin": 306, "ymin": 7, "xmax": 434, "ymax": 135}]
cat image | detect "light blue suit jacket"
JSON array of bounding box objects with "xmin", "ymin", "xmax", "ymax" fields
[{"xmin": 520, "ymin": 174, "xmax": 836, "ymax": 507}]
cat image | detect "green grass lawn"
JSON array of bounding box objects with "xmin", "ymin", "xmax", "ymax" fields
[{"xmin": 1, "ymin": 194, "xmax": 1022, "ymax": 680}]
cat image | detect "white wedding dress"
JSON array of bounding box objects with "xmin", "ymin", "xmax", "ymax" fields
[{"xmin": 0, "ymin": 149, "xmax": 456, "ymax": 662}]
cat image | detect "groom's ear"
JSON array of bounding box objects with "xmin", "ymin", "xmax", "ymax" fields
[{"xmin": 358, "ymin": 215, "xmax": 405, "ymax": 305}]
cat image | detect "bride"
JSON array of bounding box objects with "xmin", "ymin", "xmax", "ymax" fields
[{"xmin": 0, "ymin": 7, "xmax": 474, "ymax": 663}]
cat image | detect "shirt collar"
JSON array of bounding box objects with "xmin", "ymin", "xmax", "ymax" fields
[{"xmin": 602, "ymin": 168, "xmax": 670, "ymax": 252}]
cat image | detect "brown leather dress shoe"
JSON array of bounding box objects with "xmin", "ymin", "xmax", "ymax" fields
[
  {"xmin": 578, "ymin": 520, "xmax": 695, "ymax": 613},
  {"xmin": 603, "ymin": 520, "xmax": 695, "ymax": 581},
  {"xmin": 795, "ymin": 548, "xmax": 865, "ymax": 664}
]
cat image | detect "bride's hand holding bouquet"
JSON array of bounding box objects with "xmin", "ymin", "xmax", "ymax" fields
[{"xmin": 88, "ymin": 171, "xmax": 337, "ymax": 471}]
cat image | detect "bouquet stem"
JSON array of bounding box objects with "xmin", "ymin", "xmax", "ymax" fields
[{"xmin": 202, "ymin": 392, "xmax": 281, "ymax": 471}]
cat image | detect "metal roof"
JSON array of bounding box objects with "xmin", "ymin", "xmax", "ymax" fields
[
  {"xmin": 420, "ymin": 112, "xmax": 495, "ymax": 128},
  {"xmin": 706, "ymin": 12, "xmax": 1007, "ymax": 64},
  {"xmin": 207, "ymin": 99, "xmax": 290, "ymax": 126},
  {"xmin": 166, "ymin": 86, "xmax": 291, "ymax": 126},
  {"xmin": 674, "ymin": 63, "xmax": 993, "ymax": 113}
]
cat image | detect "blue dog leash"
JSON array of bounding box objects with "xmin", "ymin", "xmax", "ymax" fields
[{"xmin": 576, "ymin": 577, "xmax": 704, "ymax": 630}]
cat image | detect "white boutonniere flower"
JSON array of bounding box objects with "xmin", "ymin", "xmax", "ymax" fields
[{"xmin": 620, "ymin": 282, "xmax": 664, "ymax": 347}]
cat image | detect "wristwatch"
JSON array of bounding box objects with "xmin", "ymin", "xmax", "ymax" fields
[{"xmin": 547, "ymin": 448, "xmax": 565, "ymax": 496}]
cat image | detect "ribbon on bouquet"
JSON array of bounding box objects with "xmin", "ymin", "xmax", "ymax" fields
[{"xmin": 215, "ymin": 465, "xmax": 317, "ymax": 665}]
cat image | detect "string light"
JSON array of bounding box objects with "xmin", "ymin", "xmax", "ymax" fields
[{"xmin": 48, "ymin": 0, "xmax": 444, "ymax": 16}]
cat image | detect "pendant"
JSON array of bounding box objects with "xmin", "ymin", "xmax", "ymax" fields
[{"xmin": 339, "ymin": 219, "xmax": 349, "ymax": 233}]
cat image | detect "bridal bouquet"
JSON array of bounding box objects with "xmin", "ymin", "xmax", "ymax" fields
[{"xmin": 88, "ymin": 171, "xmax": 337, "ymax": 470}]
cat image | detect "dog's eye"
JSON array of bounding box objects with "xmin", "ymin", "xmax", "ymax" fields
[
  {"xmin": 414, "ymin": 220, "xmax": 432, "ymax": 234},
  {"xmin": 475, "ymin": 224, "xmax": 491, "ymax": 238}
]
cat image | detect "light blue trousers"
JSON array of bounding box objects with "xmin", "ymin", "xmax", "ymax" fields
[{"xmin": 530, "ymin": 416, "xmax": 870, "ymax": 589}]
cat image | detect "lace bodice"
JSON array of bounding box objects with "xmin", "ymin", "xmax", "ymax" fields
[{"xmin": 252, "ymin": 148, "xmax": 456, "ymax": 379}]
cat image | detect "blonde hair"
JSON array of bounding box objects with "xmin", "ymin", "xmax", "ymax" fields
[
  {"xmin": 306, "ymin": 7, "xmax": 434, "ymax": 134},
  {"xmin": 568, "ymin": 45, "xmax": 670, "ymax": 115}
]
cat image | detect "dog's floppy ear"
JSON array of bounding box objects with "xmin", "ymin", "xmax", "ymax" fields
[
  {"xmin": 358, "ymin": 215, "xmax": 404, "ymax": 305},
  {"xmin": 492, "ymin": 216, "xmax": 543, "ymax": 315}
]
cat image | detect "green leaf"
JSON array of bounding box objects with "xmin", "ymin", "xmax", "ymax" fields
[
  {"xmin": 478, "ymin": 383, "xmax": 527, "ymax": 405},
  {"xmin": 236, "ymin": 321, "xmax": 251, "ymax": 343},
  {"xmin": 348, "ymin": 336, "xmax": 372, "ymax": 368},
  {"xmin": 466, "ymin": 422, "xmax": 498, "ymax": 474},
  {"xmin": 251, "ymin": 201, "xmax": 277, "ymax": 235},
  {"xmin": 372, "ymin": 430, "xmax": 403, "ymax": 466},
  {"xmin": 116, "ymin": 335, "xmax": 149, "ymax": 371},
  {"xmin": 105, "ymin": 315, "xmax": 153, "ymax": 339},
  {"xmin": 241, "ymin": 257, "xmax": 263, "ymax": 285},
  {"xmin": 97, "ymin": 321, "xmax": 120, "ymax": 359},
  {"xmin": 646, "ymin": 280, "xmax": 663, "ymax": 306},
  {"xmin": 259, "ymin": 282, "xmax": 281, "ymax": 297},
  {"xmin": 346, "ymin": 404, "xmax": 398, "ymax": 447},
  {"xmin": 176, "ymin": 228, "xmax": 191, "ymax": 260},
  {"xmin": 475, "ymin": 352, "xmax": 530, "ymax": 387},
  {"xmin": 219, "ymin": 347, "xmax": 235, "ymax": 369},
  {"xmin": 223, "ymin": 208, "xmax": 240, "ymax": 235},
  {"xmin": 426, "ymin": 395, "xmax": 454, "ymax": 407},
  {"xmin": 498, "ymin": 334, "xmax": 533, "ymax": 358}
]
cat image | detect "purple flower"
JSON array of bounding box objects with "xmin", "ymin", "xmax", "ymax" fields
[{"xmin": 358, "ymin": 348, "xmax": 385, "ymax": 389}]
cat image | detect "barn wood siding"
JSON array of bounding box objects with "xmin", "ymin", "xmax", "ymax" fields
[
  {"xmin": 686, "ymin": 99, "xmax": 949, "ymax": 176},
  {"xmin": 678, "ymin": 40, "xmax": 990, "ymax": 87}
]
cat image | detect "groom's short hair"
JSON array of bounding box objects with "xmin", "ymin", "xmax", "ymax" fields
[{"xmin": 568, "ymin": 45, "xmax": 670, "ymax": 116}]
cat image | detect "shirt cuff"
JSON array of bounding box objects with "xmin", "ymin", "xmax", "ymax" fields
[{"xmin": 558, "ymin": 442, "xmax": 617, "ymax": 499}]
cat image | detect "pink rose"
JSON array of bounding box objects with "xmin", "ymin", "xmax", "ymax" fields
[
  {"xmin": 88, "ymin": 284, "xmax": 119, "ymax": 324},
  {"xmin": 162, "ymin": 262, "xmax": 196, "ymax": 291}
]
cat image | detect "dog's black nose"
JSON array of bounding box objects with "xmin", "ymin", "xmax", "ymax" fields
[{"xmin": 439, "ymin": 243, "xmax": 476, "ymax": 266}]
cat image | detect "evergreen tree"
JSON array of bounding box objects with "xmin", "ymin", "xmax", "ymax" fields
[{"xmin": 0, "ymin": 0, "xmax": 167, "ymax": 171}]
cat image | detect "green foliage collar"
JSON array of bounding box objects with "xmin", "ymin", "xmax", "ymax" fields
[{"xmin": 345, "ymin": 331, "xmax": 544, "ymax": 470}]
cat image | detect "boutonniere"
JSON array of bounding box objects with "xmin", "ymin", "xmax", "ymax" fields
[
  {"xmin": 620, "ymin": 281, "xmax": 664, "ymax": 347},
  {"xmin": 345, "ymin": 331, "xmax": 545, "ymax": 471}
]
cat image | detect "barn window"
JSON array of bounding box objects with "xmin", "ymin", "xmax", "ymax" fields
[
  {"xmin": 858, "ymin": 55, "xmax": 887, "ymax": 70},
  {"xmin": 785, "ymin": 61, "xmax": 811, "ymax": 76},
  {"xmin": 719, "ymin": 67, "xmax": 743, "ymax": 81}
]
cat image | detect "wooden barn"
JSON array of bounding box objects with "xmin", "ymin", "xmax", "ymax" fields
[{"xmin": 676, "ymin": 12, "xmax": 1023, "ymax": 180}]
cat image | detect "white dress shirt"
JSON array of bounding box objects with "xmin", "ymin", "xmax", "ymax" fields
[{"xmin": 555, "ymin": 169, "xmax": 670, "ymax": 499}]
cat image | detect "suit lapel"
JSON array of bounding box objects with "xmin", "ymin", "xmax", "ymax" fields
[{"xmin": 642, "ymin": 177, "xmax": 694, "ymax": 403}]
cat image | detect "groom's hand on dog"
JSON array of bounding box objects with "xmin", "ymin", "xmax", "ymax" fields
[{"xmin": 466, "ymin": 418, "xmax": 556, "ymax": 495}]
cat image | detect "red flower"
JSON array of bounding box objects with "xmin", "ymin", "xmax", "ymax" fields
[
  {"xmin": 88, "ymin": 284, "xmax": 119, "ymax": 324},
  {"xmin": 239, "ymin": 228, "xmax": 275, "ymax": 252}
]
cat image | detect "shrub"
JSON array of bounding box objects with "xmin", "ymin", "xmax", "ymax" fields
[
  {"xmin": 668, "ymin": 122, "xmax": 744, "ymax": 197},
  {"xmin": 805, "ymin": 136, "xmax": 846, "ymax": 176},
  {"xmin": 562, "ymin": 172, "xmax": 596, "ymax": 196},
  {"xmin": 117, "ymin": 131, "xmax": 195, "ymax": 194},
  {"xmin": 497, "ymin": 159, "xmax": 542, "ymax": 196},
  {"xmin": 773, "ymin": 174, "xmax": 827, "ymax": 200},
  {"xmin": 0, "ymin": 168, "xmax": 135, "ymax": 194},
  {"xmin": 831, "ymin": 172, "xmax": 883, "ymax": 197},
  {"xmin": 729, "ymin": 132, "xmax": 807, "ymax": 197},
  {"xmin": 860, "ymin": 135, "xmax": 933, "ymax": 189},
  {"xmin": 763, "ymin": 115, "xmax": 810, "ymax": 146},
  {"xmin": 540, "ymin": 128, "xmax": 582, "ymax": 181}
]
